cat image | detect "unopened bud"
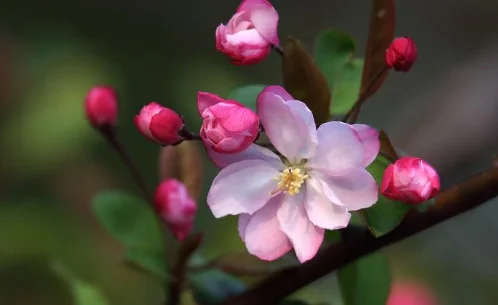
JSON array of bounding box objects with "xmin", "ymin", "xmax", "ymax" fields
[
  {"xmin": 85, "ymin": 86, "xmax": 118, "ymax": 127},
  {"xmin": 385, "ymin": 37, "xmax": 417, "ymax": 72},
  {"xmin": 134, "ymin": 102, "xmax": 184, "ymax": 145},
  {"xmin": 381, "ymin": 156, "xmax": 440, "ymax": 204},
  {"xmin": 154, "ymin": 179, "xmax": 197, "ymax": 241}
]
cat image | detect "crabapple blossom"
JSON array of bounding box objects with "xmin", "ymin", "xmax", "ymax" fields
[{"xmin": 205, "ymin": 85, "xmax": 380, "ymax": 263}]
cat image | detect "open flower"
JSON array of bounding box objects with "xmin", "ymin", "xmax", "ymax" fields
[{"xmin": 206, "ymin": 86, "xmax": 380, "ymax": 263}]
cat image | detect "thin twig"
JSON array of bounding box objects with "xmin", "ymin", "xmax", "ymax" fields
[
  {"xmin": 101, "ymin": 126, "xmax": 152, "ymax": 202},
  {"xmin": 221, "ymin": 167, "xmax": 498, "ymax": 305},
  {"xmin": 342, "ymin": 65, "xmax": 388, "ymax": 123},
  {"xmin": 168, "ymin": 234, "xmax": 203, "ymax": 305},
  {"xmin": 99, "ymin": 125, "xmax": 175, "ymax": 300}
]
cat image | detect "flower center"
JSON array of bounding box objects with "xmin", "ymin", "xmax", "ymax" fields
[{"xmin": 273, "ymin": 166, "xmax": 309, "ymax": 196}]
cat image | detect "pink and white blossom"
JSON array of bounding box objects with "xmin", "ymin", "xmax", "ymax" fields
[
  {"xmin": 216, "ymin": 0, "xmax": 279, "ymax": 65},
  {"xmin": 206, "ymin": 85, "xmax": 380, "ymax": 263},
  {"xmin": 198, "ymin": 92, "xmax": 260, "ymax": 154}
]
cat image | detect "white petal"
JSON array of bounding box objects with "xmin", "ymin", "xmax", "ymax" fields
[
  {"xmin": 351, "ymin": 124, "xmax": 380, "ymax": 167},
  {"xmin": 317, "ymin": 168, "xmax": 379, "ymax": 211},
  {"xmin": 308, "ymin": 121, "xmax": 364, "ymax": 176},
  {"xmin": 276, "ymin": 192, "xmax": 324, "ymax": 263},
  {"xmin": 243, "ymin": 196, "xmax": 292, "ymax": 261},
  {"xmin": 207, "ymin": 160, "xmax": 280, "ymax": 217},
  {"xmin": 304, "ymin": 177, "xmax": 351, "ymax": 230},
  {"xmin": 257, "ymin": 92, "xmax": 318, "ymax": 160},
  {"xmin": 205, "ymin": 143, "xmax": 282, "ymax": 169}
]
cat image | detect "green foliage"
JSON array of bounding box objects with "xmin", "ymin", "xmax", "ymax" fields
[
  {"xmin": 227, "ymin": 84, "xmax": 267, "ymax": 111},
  {"xmin": 282, "ymin": 37, "xmax": 331, "ymax": 125},
  {"xmin": 53, "ymin": 262, "xmax": 110, "ymax": 305},
  {"xmin": 363, "ymin": 156, "xmax": 410, "ymax": 236},
  {"xmin": 92, "ymin": 190, "xmax": 167, "ymax": 281},
  {"xmin": 124, "ymin": 247, "xmax": 167, "ymax": 281},
  {"xmin": 314, "ymin": 29, "xmax": 363, "ymax": 114},
  {"xmin": 338, "ymin": 252, "xmax": 391, "ymax": 305},
  {"xmin": 189, "ymin": 269, "xmax": 246, "ymax": 305}
]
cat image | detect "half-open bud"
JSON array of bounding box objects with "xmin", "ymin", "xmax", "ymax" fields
[
  {"xmin": 216, "ymin": 0, "xmax": 280, "ymax": 65},
  {"xmin": 381, "ymin": 156, "xmax": 440, "ymax": 204},
  {"xmin": 134, "ymin": 102, "xmax": 184, "ymax": 145},
  {"xmin": 198, "ymin": 92, "xmax": 259, "ymax": 154}
]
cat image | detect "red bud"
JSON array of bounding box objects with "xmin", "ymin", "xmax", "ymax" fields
[
  {"xmin": 134, "ymin": 102, "xmax": 184, "ymax": 145},
  {"xmin": 385, "ymin": 37, "xmax": 417, "ymax": 72},
  {"xmin": 85, "ymin": 86, "xmax": 118, "ymax": 127}
]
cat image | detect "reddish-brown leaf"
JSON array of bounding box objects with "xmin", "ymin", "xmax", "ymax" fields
[
  {"xmin": 282, "ymin": 37, "xmax": 331, "ymax": 125},
  {"xmin": 379, "ymin": 129, "xmax": 399, "ymax": 161},
  {"xmin": 360, "ymin": 0, "xmax": 396, "ymax": 100}
]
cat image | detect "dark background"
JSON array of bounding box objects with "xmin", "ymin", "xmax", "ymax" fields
[{"xmin": 1, "ymin": 0, "xmax": 498, "ymax": 304}]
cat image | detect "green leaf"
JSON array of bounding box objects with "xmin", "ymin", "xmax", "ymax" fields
[
  {"xmin": 314, "ymin": 29, "xmax": 363, "ymax": 114},
  {"xmin": 338, "ymin": 252, "xmax": 391, "ymax": 305},
  {"xmin": 92, "ymin": 190, "xmax": 167, "ymax": 281},
  {"xmin": 226, "ymin": 84, "xmax": 266, "ymax": 111},
  {"xmin": 189, "ymin": 269, "xmax": 246, "ymax": 305},
  {"xmin": 363, "ymin": 156, "xmax": 410, "ymax": 236},
  {"xmin": 282, "ymin": 37, "xmax": 331, "ymax": 125},
  {"xmin": 331, "ymin": 59, "xmax": 364, "ymax": 114},
  {"xmin": 53, "ymin": 263, "xmax": 110, "ymax": 305},
  {"xmin": 124, "ymin": 247, "xmax": 167, "ymax": 281},
  {"xmin": 315, "ymin": 29, "xmax": 356, "ymax": 82}
]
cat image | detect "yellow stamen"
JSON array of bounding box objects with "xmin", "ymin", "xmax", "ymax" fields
[{"xmin": 272, "ymin": 167, "xmax": 309, "ymax": 196}]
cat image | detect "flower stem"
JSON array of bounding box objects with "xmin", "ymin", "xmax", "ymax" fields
[
  {"xmin": 341, "ymin": 65, "xmax": 388, "ymax": 124},
  {"xmin": 168, "ymin": 233, "xmax": 203, "ymax": 305},
  {"xmin": 100, "ymin": 126, "xmax": 152, "ymax": 202}
]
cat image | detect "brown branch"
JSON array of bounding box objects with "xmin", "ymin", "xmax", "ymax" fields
[
  {"xmin": 168, "ymin": 233, "xmax": 203, "ymax": 305},
  {"xmin": 221, "ymin": 167, "xmax": 498, "ymax": 305}
]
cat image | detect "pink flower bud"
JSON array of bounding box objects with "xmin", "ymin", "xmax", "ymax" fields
[
  {"xmin": 381, "ymin": 157, "xmax": 440, "ymax": 204},
  {"xmin": 216, "ymin": 0, "xmax": 279, "ymax": 65},
  {"xmin": 387, "ymin": 282, "xmax": 438, "ymax": 305},
  {"xmin": 198, "ymin": 92, "xmax": 259, "ymax": 154},
  {"xmin": 85, "ymin": 86, "xmax": 118, "ymax": 127},
  {"xmin": 154, "ymin": 179, "xmax": 197, "ymax": 241},
  {"xmin": 385, "ymin": 37, "xmax": 418, "ymax": 72},
  {"xmin": 134, "ymin": 102, "xmax": 184, "ymax": 145}
]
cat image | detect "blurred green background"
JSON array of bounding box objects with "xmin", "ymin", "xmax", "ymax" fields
[{"xmin": 2, "ymin": 0, "xmax": 498, "ymax": 304}]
